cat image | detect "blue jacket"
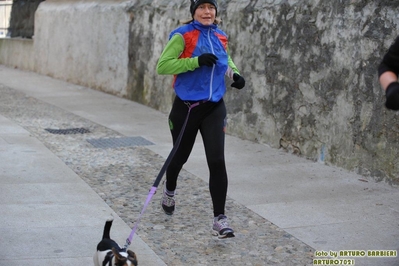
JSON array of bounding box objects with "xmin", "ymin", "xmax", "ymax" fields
[{"xmin": 170, "ymin": 21, "xmax": 230, "ymax": 102}]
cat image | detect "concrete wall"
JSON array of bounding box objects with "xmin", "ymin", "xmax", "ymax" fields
[
  {"xmin": 33, "ymin": 0, "xmax": 131, "ymax": 96},
  {"xmin": 0, "ymin": 38, "xmax": 34, "ymax": 70},
  {"xmin": 2, "ymin": 0, "xmax": 399, "ymax": 183}
]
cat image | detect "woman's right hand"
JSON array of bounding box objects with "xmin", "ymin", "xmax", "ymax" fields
[{"xmin": 198, "ymin": 53, "xmax": 218, "ymax": 67}]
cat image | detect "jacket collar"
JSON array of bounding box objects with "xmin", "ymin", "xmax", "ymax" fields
[{"xmin": 192, "ymin": 20, "xmax": 217, "ymax": 31}]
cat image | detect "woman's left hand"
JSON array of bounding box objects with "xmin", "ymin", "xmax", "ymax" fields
[{"xmin": 231, "ymin": 73, "xmax": 245, "ymax": 89}]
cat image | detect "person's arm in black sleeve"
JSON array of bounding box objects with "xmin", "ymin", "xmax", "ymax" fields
[
  {"xmin": 378, "ymin": 36, "xmax": 399, "ymax": 77},
  {"xmin": 378, "ymin": 36, "xmax": 399, "ymax": 110}
]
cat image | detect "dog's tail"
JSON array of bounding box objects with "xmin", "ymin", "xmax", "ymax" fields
[{"xmin": 102, "ymin": 218, "xmax": 114, "ymax": 240}]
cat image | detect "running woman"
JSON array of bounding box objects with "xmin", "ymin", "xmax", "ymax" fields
[{"xmin": 156, "ymin": 0, "xmax": 246, "ymax": 238}]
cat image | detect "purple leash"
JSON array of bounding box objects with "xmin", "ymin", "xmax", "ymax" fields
[{"xmin": 124, "ymin": 101, "xmax": 204, "ymax": 249}]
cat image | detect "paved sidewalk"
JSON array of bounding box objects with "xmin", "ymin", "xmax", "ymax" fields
[{"xmin": 0, "ymin": 65, "xmax": 398, "ymax": 266}]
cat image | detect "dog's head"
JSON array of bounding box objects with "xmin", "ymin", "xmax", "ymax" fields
[{"xmin": 112, "ymin": 247, "xmax": 138, "ymax": 266}]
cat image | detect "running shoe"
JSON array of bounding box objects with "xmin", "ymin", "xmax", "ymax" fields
[
  {"xmin": 161, "ymin": 187, "xmax": 175, "ymax": 215},
  {"xmin": 212, "ymin": 214, "xmax": 235, "ymax": 239}
]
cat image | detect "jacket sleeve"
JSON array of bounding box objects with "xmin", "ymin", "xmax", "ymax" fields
[
  {"xmin": 378, "ymin": 36, "xmax": 399, "ymax": 77},
  {"xmin": 157, "ymin": 34, "xmax": 199, "ymax": 75},
  {"xmin": 225, "ymin": 45, "xmax": 240, "ymax": 79}
]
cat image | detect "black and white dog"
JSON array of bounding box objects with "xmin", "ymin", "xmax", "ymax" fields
[{"xmin": 93, "ymin": 219, "xmax": 138, "ymax": 266}]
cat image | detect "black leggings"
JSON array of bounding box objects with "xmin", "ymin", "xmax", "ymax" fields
[{"xmin": 166, "ymin": 96, "xmax": 228, "ymax": 217}]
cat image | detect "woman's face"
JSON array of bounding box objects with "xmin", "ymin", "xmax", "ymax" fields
[{"xmin": 193, "ymin": 3, "xmax": 216, "ymax": 25}]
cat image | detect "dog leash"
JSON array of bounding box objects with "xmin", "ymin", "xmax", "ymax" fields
[{"xmin": 124, "ymin": 100, "xmax": 206, "ymax": 249}]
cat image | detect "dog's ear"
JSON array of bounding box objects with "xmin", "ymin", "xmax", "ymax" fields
[
  {"xmin": 127, "ymin": 250, "xmax": 138, "ymax": 265},
  {"xmin": 111, "ymin": 247, "xmax": 128, "ymax": 265}
]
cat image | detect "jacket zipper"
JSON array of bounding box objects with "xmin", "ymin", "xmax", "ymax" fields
[{"xmin": 207, "ymin": 28, "xmax": 215, "ymax": 101}]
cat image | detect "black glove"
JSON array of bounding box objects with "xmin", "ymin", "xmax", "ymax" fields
[
  {"xmin": 385, "ymin": 82, "xmax": 399, "ymax": 110},
  {"xmin": 198, "ymin": 53, "xmax": 218, "ymax": 67},
  {"xmin": 231, "ymin": 73, "xmax": 245, "ymax": 89}
]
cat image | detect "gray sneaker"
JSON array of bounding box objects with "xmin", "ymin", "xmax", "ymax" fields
[
  {"xmin": 161, "ymin": 187, "xmax": 175, "ymax": 215},
  {"xmin": 212, "ymin": 214, "xmax": 235, "ymax": 239}
]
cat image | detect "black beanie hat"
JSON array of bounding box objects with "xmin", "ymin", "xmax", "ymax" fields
[{"xmin": 190, "ymin": 0, "xmax": 218, "ymax": 17}]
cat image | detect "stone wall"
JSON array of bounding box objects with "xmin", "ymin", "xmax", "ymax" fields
[
  {"xmin": 126, "ymin": 0, "xmax": 399, "ymax": 183},
  {"xmin": 4, "ymin": 0, "xmax": 399, "ymax": 183},
  {"xmin": 9, "ymin": 0, "xmax": 45, "ymax": 38}
]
